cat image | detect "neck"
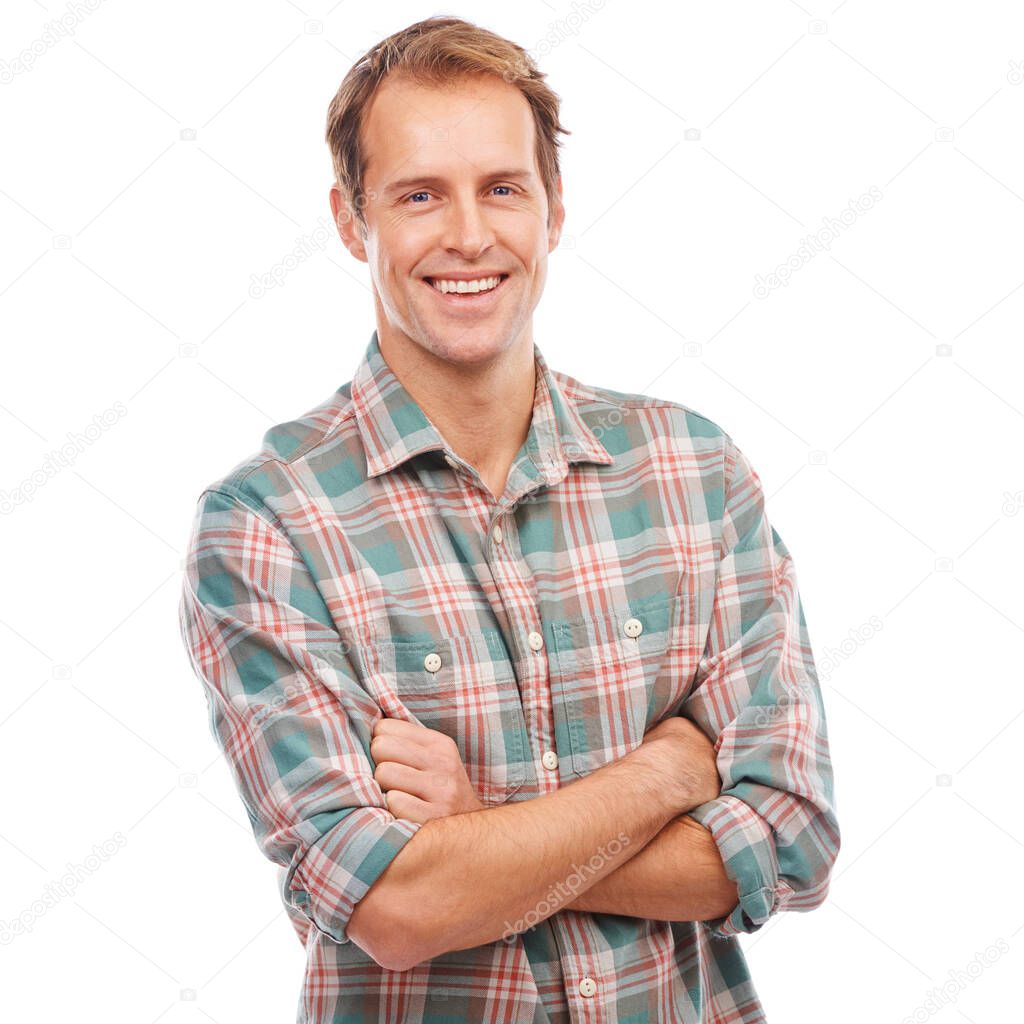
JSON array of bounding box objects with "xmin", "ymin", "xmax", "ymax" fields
[{"xmin": 377, "ymin": 327, "xmax": 538, "ymax": 502}]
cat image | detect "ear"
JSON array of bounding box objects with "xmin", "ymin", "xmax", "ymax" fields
[
  {"xmin": 330, "ymin": 184, "xmax": 369, "ymax": 263},
  {"xmin": 547, "ymin": 175, "xmax": 565, "ymax": 254}
]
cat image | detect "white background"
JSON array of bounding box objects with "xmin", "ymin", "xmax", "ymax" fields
[{"xmin": 2, "ymin": 1, "xmax": 1022, "ymax": 1021}]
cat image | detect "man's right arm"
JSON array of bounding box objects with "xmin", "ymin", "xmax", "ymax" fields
[
  {"xmin": 179, "ymin": 486, "xmax": 430, "ymax": 962},
  {"xmin": 351, "ymin": 718, "xmax": 718, "ymax": 971}
]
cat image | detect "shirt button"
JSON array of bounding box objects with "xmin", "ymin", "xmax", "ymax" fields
[
  {"xmin": 423, "ymin": 652, "xmax": 442, "ymax": 673},
  {"xmin": 542, "ymin": 750, "xmax": 559, "ymax": 771},
  {"xmin": 492, "ymin": 522, "xmax": 503, "ymax": 544},
  {"xmin": 623, "ymin": 617, "xmax": 643, "ymax": 639},
  {"xmin": 528, "ymin": 630, "xmax": 544, "ymax": 651},
  {"xmin": 444, "ymin": 454, "xmax": 460, "ymax": 470},
  {"xmin": 578, "ymin": 977, "xmax": 597, "ymax": 997}
]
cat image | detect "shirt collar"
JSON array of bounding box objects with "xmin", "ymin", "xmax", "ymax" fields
[{"xmin": 350, "ymin": 329, "xmax": 614, "ymax": 481}]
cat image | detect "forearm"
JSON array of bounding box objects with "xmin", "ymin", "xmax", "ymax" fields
[
  {"xmin": 562, "ymin": 813, "xmax": 739, "ymax": 923},
  {"xmin": 355, "ymin": 746, "xmax": 691, "ymax": 968}
]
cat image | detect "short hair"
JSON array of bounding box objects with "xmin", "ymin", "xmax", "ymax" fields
[{"xmin": 325, "ymin": 16, "xmax": 570, "ymax": 232}]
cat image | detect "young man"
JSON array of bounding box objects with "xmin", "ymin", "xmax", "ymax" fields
[{"xmin": 179, "ymin": 16, "xmax": 840, "ymax": 1023}]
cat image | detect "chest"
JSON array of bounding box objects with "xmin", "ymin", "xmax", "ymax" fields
[{"xmin": 297, "ymin": 452, "xmax": 716, "ymax": 804}]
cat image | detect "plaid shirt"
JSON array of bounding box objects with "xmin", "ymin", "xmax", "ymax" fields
[{"xmin": 179, "ymin": 329, "xmax": 840, "ymax": 1023}]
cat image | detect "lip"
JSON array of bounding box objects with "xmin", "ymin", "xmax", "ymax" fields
[{"xmin": 421, "ymin": 273, "xmax": 510, "ymax": 310}]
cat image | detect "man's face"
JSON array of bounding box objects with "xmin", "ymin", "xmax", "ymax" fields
[{"xmin": 332, "ymin": 72, "xmax": 564, "ymax": 366}]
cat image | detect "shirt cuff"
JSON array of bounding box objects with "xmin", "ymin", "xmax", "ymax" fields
[
  {"xmin": 287, "ymin": 805, "xmax": 423, "ymax": 945},
  {"xmin": 687, "ymin": 794, "xmax": 792, "ymax": 939}
]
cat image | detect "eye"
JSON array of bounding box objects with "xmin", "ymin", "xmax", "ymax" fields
[
  {"xmin": 492, "ymin": 185, "xmax": 516, "ymax": 197},
  {"xmin": 407, "ymin": 191, "xmax": 431, "ymax": 204}
]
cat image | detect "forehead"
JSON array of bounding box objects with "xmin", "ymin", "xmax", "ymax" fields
[{"xmin": 360, "ymin": 72, "xmax": 538, "ymax": 187}]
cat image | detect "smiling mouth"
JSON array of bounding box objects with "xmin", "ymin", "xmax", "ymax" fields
[{"xmin": 422, "ymin": 274, "xmax": 510, "ymax": 300}]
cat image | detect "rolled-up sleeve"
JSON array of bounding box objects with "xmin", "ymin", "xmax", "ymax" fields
[
  {"xmin": 682, "ymin": 440, "xmax": 840, "ymax": 939},
  {"xmin": 178, "ymin": 485, "xmax": 422, "ymax": 948}
]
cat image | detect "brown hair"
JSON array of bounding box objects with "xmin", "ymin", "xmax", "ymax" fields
[{"xmin": 325, "ymin": 16, "xmax": 570, "ymax": 232}]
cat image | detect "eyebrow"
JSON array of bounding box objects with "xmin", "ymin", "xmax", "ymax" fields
[{"xmin": 381, "ymin": 168, "xmax": 536, "ymax": 197}]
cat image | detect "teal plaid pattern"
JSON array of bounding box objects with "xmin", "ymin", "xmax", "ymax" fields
[{"xmin": 179, "ymin": 329, "xmax": 840, "ymax": 1023}]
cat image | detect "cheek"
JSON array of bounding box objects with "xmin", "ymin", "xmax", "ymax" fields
[
  {"xmin": 513, "ymin": 223, "xmax": 552, "ymax": 267},
  {"xmin": 379, "ymin": 233, "xmax": 427, "ymax": 283},
  {"xmin": 522, "ymin": 238, "xmax": 551, "ymax": 277},
  {"xmin": 373, "ymin": 250, "xmax": 405, "ymax": 289}
]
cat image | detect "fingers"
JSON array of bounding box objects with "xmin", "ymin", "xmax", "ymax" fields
[
  {"xmin": 370, "ymin": 715, "xmax": 436, "ymax": 772},
  {"xmin": 382, "ymin": 787, "xmax": 438, "ymax": 825},
  {"xmin": 370, "ymin": 716, "xmax": 477, "ymax": 819},
  {"xmin": 370, "ymin": 731, "xmax": 434, "ymax": 773},
  {"xmin": 374, "ymin": 758, "xmax": 433, "ymax": 801},
  {"xmin": 372, "ymin": 715, "xmax": 433, "ymax": 748}
]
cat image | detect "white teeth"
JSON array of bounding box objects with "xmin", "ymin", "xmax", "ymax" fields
[{"xmin": 429, "ymin": 275, "xmax": 503, "ymax": 294}]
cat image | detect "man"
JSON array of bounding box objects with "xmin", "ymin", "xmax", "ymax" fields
[{"xmin": 179, "ymin": 16, "xmax": 840, "ymax": 1023}]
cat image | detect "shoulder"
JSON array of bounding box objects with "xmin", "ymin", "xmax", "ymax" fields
[
  {"xmin": 192, "ymin": 381, "xmax": 359, "ymax": 519},
  {"xmin": 553, "ymin": 366, "xmax": 739, "ymax": 462}
]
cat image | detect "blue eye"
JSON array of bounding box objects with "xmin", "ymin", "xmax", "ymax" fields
[{"xmin": 404, "ymin": 185, "xmax": 516, "ymax": 205}]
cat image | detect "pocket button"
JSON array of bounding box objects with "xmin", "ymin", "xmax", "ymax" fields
[
  {"xmin": 551, "ymin": 596, "xmax": 677, "ymax": 779},
  {"xmin": 623, "ymin": 617, "xmax": 643, "ymax": 638},
  {"xmin": 358, "ymin": 635, "xmax": 529, "ymax": 806}
]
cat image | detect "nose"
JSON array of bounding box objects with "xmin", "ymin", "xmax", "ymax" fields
[{"xmin": 439, "ymin": 190, "xmax": 495, "ymax": 259}]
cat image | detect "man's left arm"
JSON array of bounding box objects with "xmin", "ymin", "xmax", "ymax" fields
[{"xmin": 566, "ymin": 437, "xmax": 841, "ymax": 936}]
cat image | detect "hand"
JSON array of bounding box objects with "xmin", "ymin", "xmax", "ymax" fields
[
  {"xmin": 639, "ymin": 715, "xmax": 721, "ymax": 811},
  {"xmin": 370, "ymin": 716, "xmax": 486, "ymax": 825}
]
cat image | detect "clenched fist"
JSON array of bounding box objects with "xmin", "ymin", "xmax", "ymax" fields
[{"xmin": 370, "ymin": 716, "xmax": 486, "ymax": 824}]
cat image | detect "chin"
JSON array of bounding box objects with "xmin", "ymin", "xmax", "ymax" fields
[{"xmin": 421, "ymin": 328, "xmax": 514, "ymax": 365}]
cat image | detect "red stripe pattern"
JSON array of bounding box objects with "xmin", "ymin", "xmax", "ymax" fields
[{"xmin": 179, "ymin": 329, "xmax": 840, "ymax": 1022}]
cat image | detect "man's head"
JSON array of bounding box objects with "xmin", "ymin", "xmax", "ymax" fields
[{"xmin": 326, "ymin": 17, "xmax": 569, "ymax": 366}]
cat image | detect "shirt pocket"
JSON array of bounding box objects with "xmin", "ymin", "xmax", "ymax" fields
[
  {"xmin": 549, "ymin": 590, "xmax": 695, "ymax": 780},
  {"xmin": 356, "ymin": 633, "xmax": 530, "ymax": 806}
]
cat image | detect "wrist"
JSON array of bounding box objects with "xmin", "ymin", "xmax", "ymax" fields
[{"xmin": 624, "ymin": 741, "xmax": 698, "ymax": 818}]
